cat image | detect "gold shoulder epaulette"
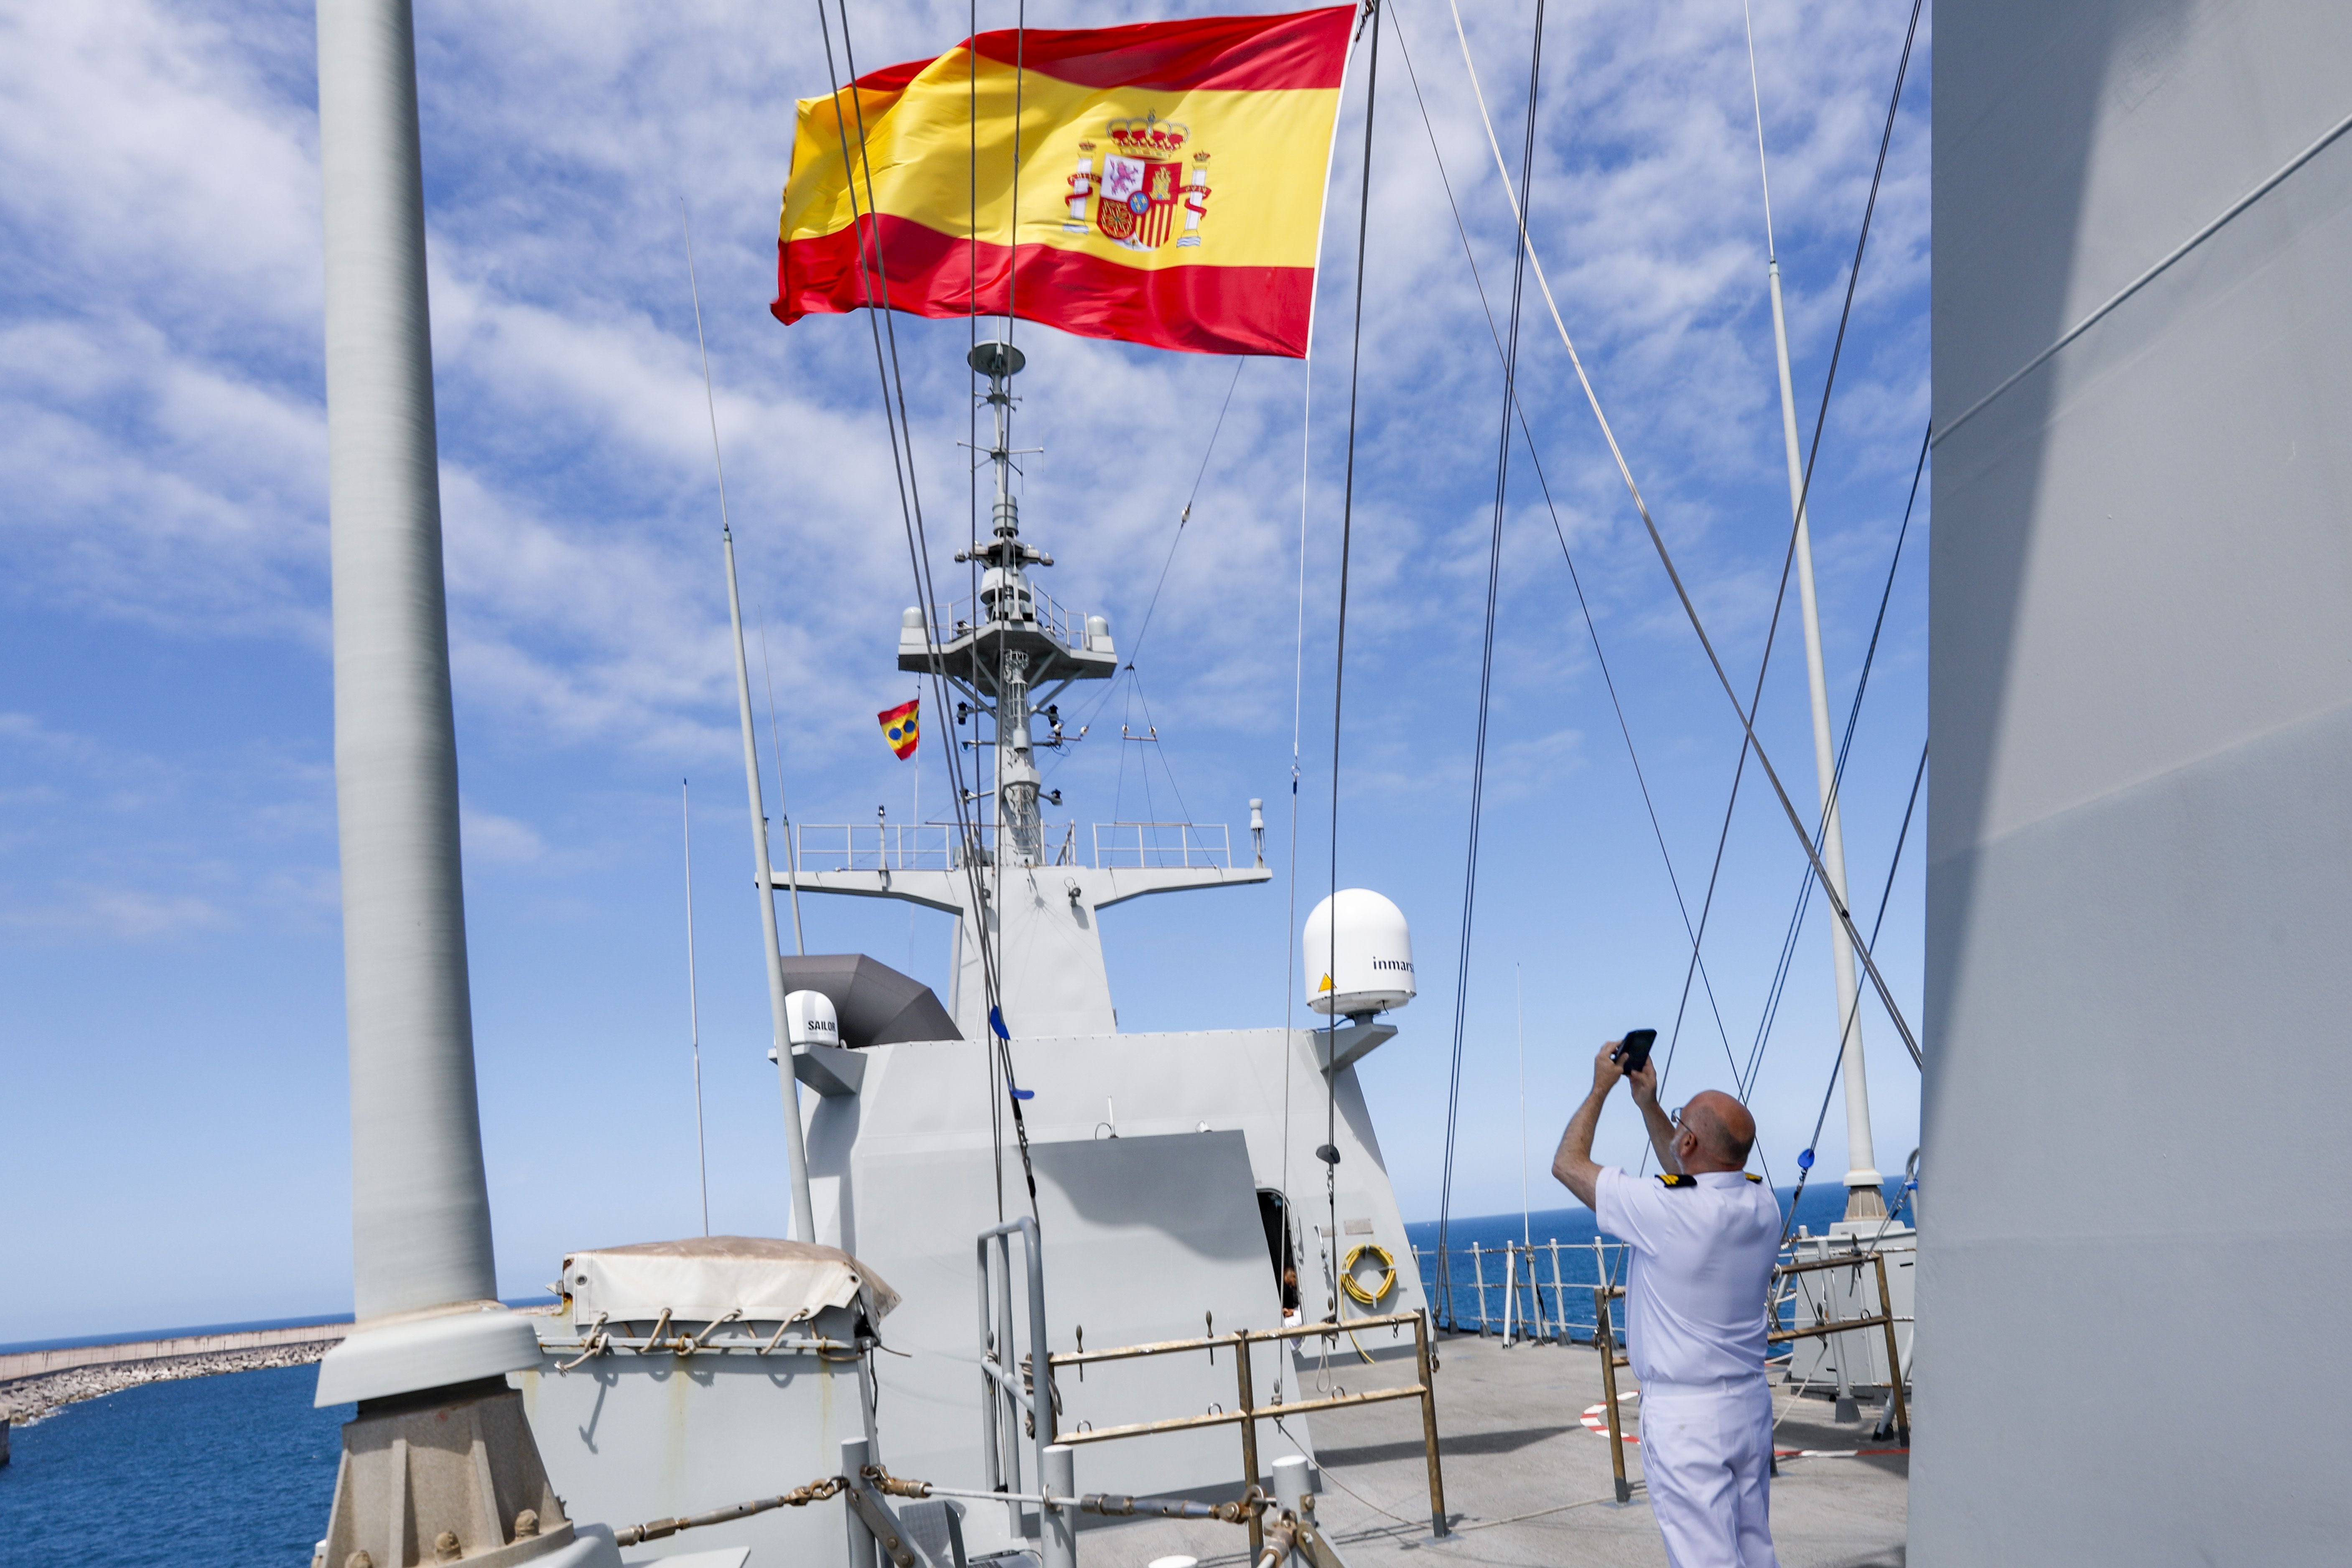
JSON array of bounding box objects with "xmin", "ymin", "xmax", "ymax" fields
[
  {"xmin": 1745, "ymin": 1173, "xmax": 1763, "ymax": 1183},
  {"xmin": 1657, "ymin": 1173, "xmax": 1696, "ymax": 1189}
]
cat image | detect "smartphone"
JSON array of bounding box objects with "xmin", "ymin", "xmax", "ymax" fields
[{"xmin": 1612, "ymin": 1028, "xmax": 1658, "ymax": 1076}]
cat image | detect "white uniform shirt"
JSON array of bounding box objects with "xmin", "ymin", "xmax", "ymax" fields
[{"xmin": 1594, "ymin": 1166, "xmax": 1780, "ymax": 1387}]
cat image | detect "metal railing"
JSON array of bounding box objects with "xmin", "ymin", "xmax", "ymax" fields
[
  {"xmin": 792, "ymin": 821, "xmax": 1229, "ymax": 874},
  {"xmin": 918, "ymin": 584, "xmax": 1095, "ymax": 655},
  {"xmin": 977, "ymin": 1217, "xmax": 1055, "ymax": 1541},
  {"xmin": 794, "ymin": 821, "xmax": 960, "ymax": 873},
  {"xmin": 1048, "ymin": 1309, "xmax": 1449, "ymax": 1548},
  {"xmin": 1091, "ymin": 821, "xmax": 1232, "ymax": 869},
  {"xmin": 1418, "ymin": 1235, "xmax": 1912, "ymax": 1351},
  {"xmin": 1415, "ymin": 1240, "xmax": 1633, "ymax": 1344}
]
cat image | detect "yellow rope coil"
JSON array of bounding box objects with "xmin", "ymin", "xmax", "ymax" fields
[{"xmin": 1340, "ymin": 1243, "xmax": 1397, "ymax": 1306}]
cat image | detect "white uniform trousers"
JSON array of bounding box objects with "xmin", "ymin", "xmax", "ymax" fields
[{"xmin": 1637, "ymin": 1376, "xmax": 1781, "ymax": 1568}]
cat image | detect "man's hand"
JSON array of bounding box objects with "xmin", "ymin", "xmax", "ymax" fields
[
  {"xmin": 1593, "ymin": 1041, "xmax": 1628, "ymax": 1098},
  {"xmin": 1627, "ymin": 1056, "xmax": 1660, "ymax": 1109}
]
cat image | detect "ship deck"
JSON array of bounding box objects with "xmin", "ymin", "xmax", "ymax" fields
[{"xmin": 1061, "ymin": 1330, "xmax": 1907, "ymax": 1567}]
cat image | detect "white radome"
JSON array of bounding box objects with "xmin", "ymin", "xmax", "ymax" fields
[
  {"xmin": 1303, "ymin": 888, "xmax": 1415, "ymax": 1017},
  {"xmin": 784, "ymin": 988, "xmax": 840, "ymax": 1049}
]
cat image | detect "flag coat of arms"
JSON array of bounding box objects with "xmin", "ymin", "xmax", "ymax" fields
[
  {"xmin": 878, "ymin": 699, "xmax": 921, "ymax": 759},
  {"xmin": 774, "ymin": 7, "xmax": 1355, "ymax": 357}
]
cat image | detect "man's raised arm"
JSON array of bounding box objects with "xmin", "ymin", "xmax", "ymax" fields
[{"xmin": 1552, "ymin": 1041, "xmax": 1629, "ymax": 1209}]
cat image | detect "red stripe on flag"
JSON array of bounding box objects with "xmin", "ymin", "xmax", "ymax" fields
[
  {"xmin": 774, "ymin": 217, "xmax": 1315, "ymax": 357},
  {"xmin": 963, "ymin": 7, "xmax": 1354, "ymax": 92}
]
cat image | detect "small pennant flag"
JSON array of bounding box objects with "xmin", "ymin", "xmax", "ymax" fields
[{"xmin": 878, "ymin": 698, "xmax": 920, "ymax": 759}]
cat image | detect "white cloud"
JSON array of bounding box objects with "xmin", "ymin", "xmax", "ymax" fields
[
  {"xmin": 6, "ymin": 885, "xmax": 235, "ymax": 940},
  {"xmin": 460, "ymin": 801, "xmax": 547, "ymax": 864}
]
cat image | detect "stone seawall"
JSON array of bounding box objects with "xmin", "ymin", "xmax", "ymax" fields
[
  {"xmin": 1, "ymin": 1341, "xmax": 340, "ymax": 1427},
  {"xmin": 1, "ymin": 1322, "xmax": 351, "ymax": 1428}
]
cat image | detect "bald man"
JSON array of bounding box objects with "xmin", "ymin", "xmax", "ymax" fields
[{"xmin": 1554, "ymin": 1042, "xmax": 1782, "ymax": 1568}]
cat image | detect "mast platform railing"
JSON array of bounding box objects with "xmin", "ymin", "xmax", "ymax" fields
[
  {"xmin": 1091, "ymin": 821, "xmax": 1232, "ymax": 870},
  {"xmin": 794, "ymin": 820, "xmax": 1231, "ymax": 875},
  {"xmin": 919, "ymin": 585, "xmax": 1095, "ymax": 655}
]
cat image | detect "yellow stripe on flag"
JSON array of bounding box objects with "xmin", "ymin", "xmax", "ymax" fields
[{"xmin": 786, "ymin": 54, "xmax": 1339, "ymax": 272}]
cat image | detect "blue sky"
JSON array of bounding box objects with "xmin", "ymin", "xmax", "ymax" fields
[{"xmin": 0, "ymin": 0, "xmax": 1928, "ymax": 1342}]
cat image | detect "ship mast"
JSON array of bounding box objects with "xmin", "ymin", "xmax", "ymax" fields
[{"xmin": 957, "ymin": 340, "xmax": 1062, "ymax": 873}]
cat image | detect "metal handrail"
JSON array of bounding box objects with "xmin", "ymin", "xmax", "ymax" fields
[
  {"xmin": 1043, "ymin": 1309, "xmax": 1448, "ymax": 1548},
  {"xmin": 976, "ymin": 1218, "xmax": 1054, "ymax": 1540}
]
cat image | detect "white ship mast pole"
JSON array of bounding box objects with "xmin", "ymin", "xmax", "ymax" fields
[
  {"xmin": 1744, "ymin": 2, "xmax": 1882, "ymax": 1218},
  {"xmin": 725, "ymin": 524, "xmax": 819, "ymax": 1244},
  {"xmin": 682, "ymin": 208, "xmax": 817, "ymax": 1245}
]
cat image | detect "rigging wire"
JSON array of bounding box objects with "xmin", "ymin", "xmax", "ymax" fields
[
  {"xmin": 1434, "ymin": 0, "xmax": 1544, "ymax": 1327},
  {"xmin": 1445, "ymin": 0, "xmax": 1928, "ymax": 1075},
  {"xmin": 1389, "ymin": 3, "xmax": 1760, "ymax": 1219},
  {"xmin": 1780, "ymin": 735, "xmax": 1925, "ymax": 1245},
  {"xmin": 1125, "ymin": 358, "xmax": 1247, "ymax": 663},
  {"xmin": 1650, "ymin": 0, "xmax": 1931, "ymax": 1109},
  {"xmin": 1653, "ymin": 0, "xmax": 1928, "ymax": 1114},
  {"xmin": 1041, "ymin": 355, "xmax": 1248, "ymax": 782},
  {"xmin": 1280, "ymin": 351, "xmax": 1316, "ymax": 1277},
  {"xmin": 1739, "ymin": 421, "xmax": 1930, "ymax": 1100},
  {"xmin": 818, "ymin": 0, "xmax": 1038, "ymax": 1220},
  {"xmin": 1321, "ymin": 0, "xmax": 1383, "ymax": 1337}
]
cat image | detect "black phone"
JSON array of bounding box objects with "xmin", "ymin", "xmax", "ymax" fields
[{"xmin": 1612, "ymin": 1028, "xmax": 1658, "ymax": 1076}]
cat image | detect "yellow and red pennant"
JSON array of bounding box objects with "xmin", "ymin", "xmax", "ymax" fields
[
  {"xmin": 774, "ymin": 7, "xmax": 1354, "ymax": 358},
  {"xmin": 878, "ymin": 698, "xmax": 921, "ymax": 759}
]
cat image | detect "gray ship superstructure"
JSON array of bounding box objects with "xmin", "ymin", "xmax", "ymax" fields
[{"xmin": 515, "ymin": 339, "xmax": 1432, "ymax": 1565}]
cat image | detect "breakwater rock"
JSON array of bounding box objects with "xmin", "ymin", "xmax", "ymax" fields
[{"xmin": 1, "ymin": 1342, "xmax": 334, "ymax": 1428}]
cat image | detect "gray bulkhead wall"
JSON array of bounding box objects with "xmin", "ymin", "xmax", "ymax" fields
[{"xmin": 1923, "ymin": 1, "xmax": 2352, "ymax": 1560}]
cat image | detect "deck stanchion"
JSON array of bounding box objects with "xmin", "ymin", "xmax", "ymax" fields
[
  {"xmin": 1594, "ymin": 1286, "xmax": 1634, "ymax": 1503},
  {"xmin": 1548, "ymin": 1241, "xmax": 1565, "ymax": 1344},
  {"xmin": 1872, "ymin": 1253, "xmax": 1910, "ymax": 1445},
  {"xmin": 1232, "ymin": 1329, "xmax": 1263, "ymax": 1559},
  {"xmin": 1413, "ymin": 1308, "xmax": 1448, "ymax": 1537},
  {"xmin": 1469, "ymin": 1244, "xmax": 1488, "ymax": 1334}
]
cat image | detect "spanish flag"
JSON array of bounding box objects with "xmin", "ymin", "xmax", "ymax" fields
[
  {"xmin": 878, "ymin": 698, "xmax": 921, "ymax": 759},
  {"xmin": 774, "ymin": 8, "xmax": 1354, "ymax": 358}
]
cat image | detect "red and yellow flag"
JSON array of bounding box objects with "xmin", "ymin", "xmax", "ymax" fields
[
  {"xmin": 773, "ymin": 7, "xmax": 1355, "ymax": 357},
  {"xmin": 878, "ymin": 698, "xmax": 921, "ymax": 759}
]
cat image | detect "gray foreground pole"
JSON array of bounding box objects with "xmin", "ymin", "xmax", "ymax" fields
[
  {"xmin": 305, "ymin": 2, "xmax": 613, "ymax": 1563},
  {"xmin": 1041, "ymin": 1444, "xmax": 1077, "ymax": 1568},
  {"xmin": 309, "ymin": 0, "xmax": 543, "ymax": 1408}
]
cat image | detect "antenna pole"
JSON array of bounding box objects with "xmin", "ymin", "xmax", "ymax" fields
[
  {"xmin": 1517, "ymin": 964, "xmax": 1530, "ymax": 1253},
  {"xmin": 684, "ymin": 779, "xmax": 710, "ymax": 1237},
  {"xmin": 1744, "ymin": 2, "xmax": 1881, "ymax": 1219},
  {"xmin": 685, "ymin": 203, "xmax": 817, "ymax": 1243}
]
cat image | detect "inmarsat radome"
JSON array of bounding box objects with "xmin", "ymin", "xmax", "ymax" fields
[{"xmin": 1303, "ymin": 888, "xmax": 1416, "ymax": 1019}]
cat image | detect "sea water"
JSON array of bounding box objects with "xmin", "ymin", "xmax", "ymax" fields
[{"xmin": 0, "ymin": 1359, "xmax": 349, "ymax": 1568}]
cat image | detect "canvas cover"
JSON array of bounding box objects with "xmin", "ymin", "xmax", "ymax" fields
[{"xmin": 561, "ymin": 1235, "xmax": 899, "ymax": 1326}]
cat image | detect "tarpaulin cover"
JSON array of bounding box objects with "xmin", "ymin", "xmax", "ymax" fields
[{"xmin": 561, "ymin": 1236, "xmax": 900, "ymax": 1325}]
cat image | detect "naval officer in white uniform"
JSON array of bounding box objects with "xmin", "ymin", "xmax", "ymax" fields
[{"xmin": 1553, "ymin": 1041, "xmax": 1782, "ymax": 1568}]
